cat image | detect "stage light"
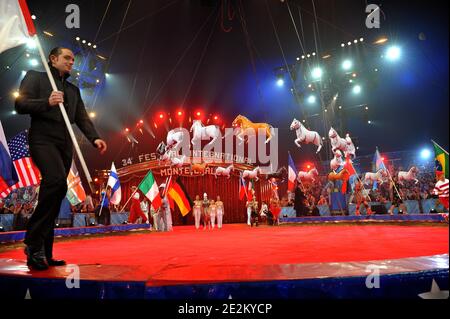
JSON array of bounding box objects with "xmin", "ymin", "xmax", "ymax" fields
[
  {"xmin": 420, "ymin": 149, "xmax": 432, "ymax": 160},
  {"xmin": 88, "ymin": 42, "xmax": 92, "ymax": 46},
  {"xmin": 365, "ymin": 106, "xmax": 369, "ymax": 110},
  {"xmin": 12, "ymin": 110, "xmax": 17, "ymax": 115},
  {"xmin": 354, "ymin": 39, "xmax": 358, "ymax": 44},
  {"xmin": 5, "ymin": 66, "xmax": 10, "ymax": 70},
  {"xmin": 96, "ymin": 79, "xmax": 100, "ymax": 83},
  {"xmin": 306, "ymin": 164, "xmax": 311, "ymax": 169},
  {"xmin": 125, "ymin": 128, "xmax": 129, "ymax": 133},
  {"xmin": 324, "ymin": 109, "xmax": 328, "ymax": 113},
  {"xmin": 347, "ymin": 41, "xmax": 351, "ymax": 46},
  {"xmin": 0, "ymin": 226, "xmax": 4, "ymax": 232},
  {"xmin": 311, "ymin": 67, "xmax": 323, "ymax": 80},
  {"xmin": 93, "ymin": 45, "xmax": 97, "ymax": 49},
  {"xmin": 76, "ymin": 37, "xmax": 80, "ymax": 41},
  {"xmin": 341, "ymin": 43, "xmax": 345, "ymax": 47},
  {"xmin": 31, "ymin": 15, "xmax": 36, "ymax": 20},
  {"xmin": 352, "ymin": 85, "xmax": 361, "ymax": 94},
  {"xmin": 302, "ymin": 120, "xmax": 306, "ymax": 123},
  {"xmin": 43, "ymin": 31, "xmax": 53, "ymax": 37},
  {"xmin": 386, "ymin": 46, "xmax": 401, "ymax": 61},
  {"xmin": 307, "ymin": 95, "xmax": 316, "ymax": 104},
  {"xmin": 105, "ymin": 73, "xmax": 110, "ymax": 78},
  {"xmin": 214, "ymin": 116, "xmax": 219, "ymax": 120},
  {"xmin": 296, "ymin": 57, "xmax": 300, "ymax": 61},
  {"xmin": 342, "ymin": 60, "xmax": 352, "ymax": 71},
  {"xmin": 374, "ymin": 37, "xmax": 389, "ymax": 45},
  {"xmin": 139, "ymin": 120, "xmax": 144, "ymax": 124},
  {"xmin": 196, "ymin": 111, "xmax": 201, "ymax": 117},
  {"xmin": 374, "ymin": 68, "xmax": 378, "ymax": 72},
  {"xmin": 21, "ymin": 70, "xmax": 26, "ymax": 76},
  {"xmin": 301, "ymin": 55, "xmax": 305, "ymax": 59},
  {"xmin": 360, "ymin": 37, "xmax": 364, "ymax": 42},
  {"xmin": 89, "ymin": 112, "xmax": 96, "ymax": 118},
  {"xmin": 82, "ymin": 40, "xmax": 86, "ymax": 44},
  {"xmin": 94, "ymin": 178, "xmax": 98, "ymax": 182},
  {"xmin": 338, "ymin": 106, "xmax": 342, "ymax": 109},
  {"xmin": 322, "ymin": 54, "xmax": 331, "ymax": 59},
  {"xmin": 368, "ymin": 120, "xmax": 372, "ymax": 124},
  {"xmin": 26, "ymin": 38, "xmax": 36, "ymax": 49},
  {"xmin": 177, "ymin": 111, "xmax": 183, "ymax": 116},
  {"xmin": 312, "ymin": 52, "xmax": 316, "ymax": 56},
  {"xmin": 12, "ymin": 91, "xmax": 19, "ymax": 98},
  {"xmin": 381, "ymin": 157, "xmax": 385, "ymax": 161},
  {"xmin": 307, "ymin": 54, "xmax": 311, "ymax": 58},
  {"xmin": 159, "ymin": 113, "xmax": 164, "ymax": 119},
  {"xmin": 276, "ymin": 78, "xmax": 284, "ymax": 87}
]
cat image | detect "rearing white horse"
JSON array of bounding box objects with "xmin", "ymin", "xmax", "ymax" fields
[
  {"xmin": 329, "ymin": 127, "xmax": 348, "ymax": 155},
  {"xmin": 242, "ymin": 167, "xmax": 261, "ymax": 181},
  {"xmin": 290, "ymin": 119, "xmax": 322, "ymax": 153},
  {"xmin": 166, "ymin": 128, "xmax": 185, "ymax": 151},
  {"xmin": 363, "ymin": 169, "xmax": 387, "ymax": 186},
  {"xmin": 215, "ymin": 164, "xmax": 234, "ymax": 179},
  {"xmin": 190, "ymin": 120, "xmax": 222, "ymax": 146},
  {"xmin": 398, "ymin": 166, "xmax": 419, "ymax": 184}
]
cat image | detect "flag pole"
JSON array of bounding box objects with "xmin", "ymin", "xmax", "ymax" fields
[
  {"xmin": 119, "ymin": 188, "xmax": 138, "ymax": 213},
  {"xmin": 431, "ymin": 139, "xmax": 449, "ymax": 155},
  {"xmin": 33, "ymin": 35, "xmax": 95, "ymax": 193}
]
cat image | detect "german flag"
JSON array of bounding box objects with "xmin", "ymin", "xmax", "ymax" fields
[{"xmin": 167, "ymin": 177, "xmax": 194, "ymax": 216}]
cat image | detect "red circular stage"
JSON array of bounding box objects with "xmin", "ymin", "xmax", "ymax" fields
[{"xmin": 0, "ymin": 224, "xmax": 448, "ymax": 286}]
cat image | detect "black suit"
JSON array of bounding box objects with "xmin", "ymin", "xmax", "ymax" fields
[{"xmin": 15, "ymin": 64, "xmax": 100, "ymax": 259}]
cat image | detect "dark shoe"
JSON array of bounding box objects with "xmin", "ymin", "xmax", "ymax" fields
[
  {"xmin": 25, "ymin": 246, "xmax": 49, "ymax": 271},
  {"xmin": 47, "ymin": 259, "xmax": 66, "ymax": 266}
]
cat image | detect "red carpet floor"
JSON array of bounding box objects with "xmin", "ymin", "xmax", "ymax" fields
[{"xmin": 0, "ymin": 224, "xmax": 448, "ymax": 283}]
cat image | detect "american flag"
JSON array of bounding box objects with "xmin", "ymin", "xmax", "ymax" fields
[{"xmin": 0, "ymin": 131, "xmax": 40, "ymax": 198}]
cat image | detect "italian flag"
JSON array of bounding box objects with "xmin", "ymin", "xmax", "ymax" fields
[{"xmin": 138, "ymin": 170, "xmax": 161, "ymax": 210}]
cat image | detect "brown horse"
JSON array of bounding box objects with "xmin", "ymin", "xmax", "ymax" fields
[{"xmin": 231, "ymin": 115, "xmax": 274, "ymax": 144}]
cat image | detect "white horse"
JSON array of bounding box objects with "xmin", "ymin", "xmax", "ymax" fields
[
  {"xmin": 344, "ymin": 133, "xmax": 356, "ymax": 158},
  {"xmin": 297, "ymin": 168, "xmax": 319, "ymax": 183},
  {"xmin": 215, "ymin": 164, "xmax": 234, "ymax": 179},
  {"xmin": 328, "ymin": 127, "xmax": 348, "ymax": 155},
  {"xmin": 242, "ymin": 167, "xmax": 260, "ymax": 181},
  {"xmin": 364, "ymin": 169, "xmax": 387, "ymax": 186},
  {"xmin": 398, "ymin": 166, "xmax": 419, "ymax": 184},
  {"xmin": 190, "ymin": 120, "xmax": 222, "ymax": 146},
  {"xmin": 330, "ymin": 151, "xmax": 344, "ymax": 171},
  {"xmin": 166, "ymin": 128, "xmax": 185, "ymax": 151},
  {"xmin": 290, "ymin": 119, "xmax": 322, "ymax": 153}
]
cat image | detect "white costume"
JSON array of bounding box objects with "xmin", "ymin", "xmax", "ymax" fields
[
  {"xmin": 246, "ymin": 201, "xmax": 252, "ymax": 225},
  {"xmin": 140, "ymin": 200, "xmax": 149, "ymax": 224},
  {"xmin": 210, "ymin": 204, "xmax": 217, "ymax": 229},
  {"xmin": 216, "ymin": 201, "xmax": 224, "ymax": 229},
  {"xmin": 193, "ymin": 200, "xmax": 202, "ymax": 229}
]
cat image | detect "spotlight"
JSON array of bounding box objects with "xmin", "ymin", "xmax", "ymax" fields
[
  {"xmin": 12, "ymin": 110, "xmax": 17, "ymax": 115},
  {"xmin": 374, "ymin": 68, "xmax": 378, "ymax": 72},
  {"xmin": 31, "ymin": 15, "xmax": 36, "ymax": 20},
  {"xmin": 89, "ymin": 112, "xmax": 96, "ymax": 118},
  {"xmin": 93, "ymin": 45, "xmax": 97, "ymax": 49},
  {"xmin": 296, "ymin": 57, "xmax": 300, "ymax": 61},
  {"xmin": 360, "ymin": 37, "xmax": 364, "ymax": 42},
  {"xmin": 82, "ymin": 40, "xmax": 86, "ymax": 44},
  {"xmin": 365, "ymin": 106, "xmax": 369, "ymax": 110},
  {"xmin": 125, "ymin": 128, "xmax": 129, "ymax": 132},
  {"xmin": 338, "ymin": 106, "xmax": 342, "ymax": 109},
  {"xmin": 420, "ymin": 149, "xmax": 432, "ymax": 160},
  {"xmin": 324, "ymin": 109, "xmax": 328, "ymax": 113},
  {"xmin": 177, "ymin": 111, "xmax": 183, "ymax": 116},
  {"xmin": 368, "ymin": 120, "xmax": 372, "ymax": 124},
  {"xmin": 159, "ymin": 113, "xmax": 164, "ymax": 119},
  {"xmin": 88, "ymin": 42, "xmax": 92, "ymax": 46},
  {"xmin": 0, "ymin": 226, "xmax": 4, "ymax": 232},
  {"xmin": 301, "ymin": 55, "xmax": 305, "ymax": 59},
  {"xmin": 307, "ymin": 95, "xmax": 316, "ymax": 104},
  {"xmin": 12, "ymin": 91, "xmax": 20, "ymax": 98},
  {"xmin": 29, "ymin": 59, "xmax": 38, "ymax": 66},
  {"xmin": 307, "ymin": 54, "xmax": 311, "ymax": 58},
  {"xmin": 342, "ymin": 59, "xmax": 352, "ymax": 71},
  {"xmin": 105, "ymin": 73, "xmax": 110, "ymax": 78},
  {"xmin": 21, "ymin": 70, "xmax": 26, "ymax": 76},
  {"xmin": 347, "ymin": 41, "xmax": 352, "ymax": 46},
  {"xmin": 312, "ymin": 52, "xmax": 316, "ymax": 56},
  {"xmin": 76, "ymin": 37, "xmax": 80, "ymax": 41},
  {"xmin": 354, "ymin": 39, "xmax": 358, "ymax": 43},
  {"xmin": 96, "ymin": 79, "xmax": 100, "ymax": 83},
  {"xmin": 276, "ymin": 78, "xmax": 284, "ymax": 87},
  {"xmin": 374, "ymin": 37, "xmax": 389, "ymax": 45},
  {"xmin": 341, "ymin": 43, "xmax": 345, "ymax": 47},
  {"xmin": 352, "ymin": 85, "xmax": 361, "ymax": 94},
  {"xmin": 214, "ymin": 116, "xmax": 218, "ymax": 120},
  {"xmin": 311, "ymin": 67, "xmax": 323, "ymax": 80},
  {"xmin": 386, "ymin": 46, "xmax": 401, "ymax": 61}
]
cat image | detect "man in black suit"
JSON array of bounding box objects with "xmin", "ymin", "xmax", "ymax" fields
[{"xmin": 15, "ymin": 47, "xmax": 107, "ymax": 270}]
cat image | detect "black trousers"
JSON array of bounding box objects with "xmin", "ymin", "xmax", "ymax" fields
[{"xmin": 24, "ymin": 137, "xmax": 72, "ymax": 259}]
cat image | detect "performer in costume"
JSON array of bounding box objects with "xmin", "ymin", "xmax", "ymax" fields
[
  {"xmin": 202, "ymin": 193, "xmax": 210, "ymax": 230},
  {"xmin": 250, "ymin": 197, "xmax": 259, "ymax": 227},
  {"xmin": 157, "ymin": 184, "xmax": 169, "ymax": 231},
  {"xmin": 354, "ymin": 181, "xmax": 373, "ymax": 216},
  {"xmin": 433, "ymin": 172, "xmax": 449, "ymax": 210},
  {"xmin": 16, "ymin": 47, "xmax": 107, "ymax": 270},
  {"xmin": 96, "ymin": 187, "xmax": 111, "ymax": 225},
  {"xmin": 388, "ymin": 177, "xmax": 407, "ymax": 215},
  {"xmin": 209, "ymin": 200, "xmax": 217, "ymax": 229},
  {"xmin": 193, "ymin": 195, "xmax": 203, "ymax": 229},
  {"xmin": 128, "ymin": 186, "xmax": 148, "ymax": 224},
  {"xmin": 216, "ymin": 196, "xmax": 224, "ymax": 229},
  {"xmin": 270, "ymin": 198, "xmax": 281, "ymax": 225}
]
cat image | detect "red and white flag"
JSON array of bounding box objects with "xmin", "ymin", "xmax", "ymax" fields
[{"xmin": 0, "ymin": 0, "xmax": 36, "ymax": 54}]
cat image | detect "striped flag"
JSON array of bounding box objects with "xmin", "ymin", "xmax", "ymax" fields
[
  {"xmin": 106, "ymin": 162, "xmax": 121, "ymax": 205},
  {"xmin": 239, "ymin": 176, "xmax": 247, "ymax": 201},
  {"xmin": 138, "ymin": 170, "xmax": 161, "ymax": 210},
  {"xmin": 372, "ymin": 148, "xmax": 386, "ymax": 190},
  {"xmin": 0, "ymin": 0, "xmax": 37, "ymax": 54},
  {"xmin": 167, "ymin": 177, "xmax": 193, "ymax": 216},
  {"xmin": 0, "ymin": 131, "xmax": 40, "ymax": 198},
  {"xmin": 247, "ymin": 179, "xmax": 254, "ymax": 201},
  {"xmin": 288, "ymin": 152, "xmax": 297, "ymax": 192},
  {"xmin": 0, "ymin": 121, "xmax": 19, "ymax": 192},
  {"xmin": 433, "ymin": 141, "xmax": 449, "ymax": 179}
]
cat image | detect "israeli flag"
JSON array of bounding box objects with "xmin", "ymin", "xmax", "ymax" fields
[{"xmin": 107, "ymin": 162, "xmax": 121, "ymax": 205}]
